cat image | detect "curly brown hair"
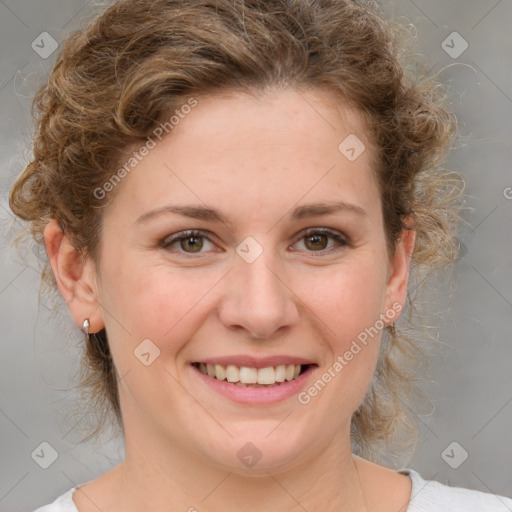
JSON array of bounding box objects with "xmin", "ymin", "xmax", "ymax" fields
[{"xmin": 8, "ymin": 0, "xmax": 464, "ymax": 464}]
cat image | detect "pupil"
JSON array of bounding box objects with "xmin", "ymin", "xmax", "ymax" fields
[
  {"xmin": 181, "ymin": 236, "xmax": 203, "ymax": 252},
  {"xmin": 306, "ymin": 234, "xmax": 327, "ymax": 250}
]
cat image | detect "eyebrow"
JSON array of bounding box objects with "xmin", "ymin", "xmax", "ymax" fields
[{"xmin": 134, "ymin": 200, "xmax": 368, "ymax": 226}]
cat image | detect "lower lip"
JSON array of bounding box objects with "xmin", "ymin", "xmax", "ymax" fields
[{"xmin": 190, "ymin": 365, "xmax": 317, "ymax": 405}]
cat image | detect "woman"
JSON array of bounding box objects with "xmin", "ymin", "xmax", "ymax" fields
[{"xmin": 9, "ymin": 0, "xmax": 512, "ymax": 510}]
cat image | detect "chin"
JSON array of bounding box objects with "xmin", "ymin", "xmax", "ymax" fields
[{"xmin": 194, "ymin": 422, "xmax": 320, "ymax": 476}]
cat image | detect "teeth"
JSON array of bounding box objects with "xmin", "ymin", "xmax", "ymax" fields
[
  {"xmin": 214, "ymin": 364, "xmax": 226, "ymax": 381},
  {"xmin": 257, "ymin": 366, "xmax": 275, "ymax": 385},
  {"xmin": 226, "ymin": 365, "xmax": 239, "ymax": 383},
  {"xmin": 200, "ymin": 363, "xmax": 303, "ymax": 385},
  {"xmin": 275, "ymin": 365, "xmax": 286, "ymax": 382},
  {"xmin": 239, "ymin": 366, "xmax": 258, "ymax": 384}
]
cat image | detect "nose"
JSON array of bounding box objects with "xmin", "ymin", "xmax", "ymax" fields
[{"xmin": 217, "ymin": 246, "xmax": 300, "ymax": 340}]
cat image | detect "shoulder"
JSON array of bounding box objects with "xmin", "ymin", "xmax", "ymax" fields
[
  {"xmin": 32, "ymin": 487, "xmax": 79, "ymax": 512},
  {"xmin": 400, "ymin": 468, "xmax": 512, "ymax": 512}
]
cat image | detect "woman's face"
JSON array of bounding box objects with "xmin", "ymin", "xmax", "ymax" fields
[{"xmin": 87, "ymin": 87, "xmax": 413, "ymax": 472}]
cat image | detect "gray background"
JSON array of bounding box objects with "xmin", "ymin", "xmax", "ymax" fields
[{"xmin": 1, "ymin": 1, "xmax": 511, "ymax": 510}]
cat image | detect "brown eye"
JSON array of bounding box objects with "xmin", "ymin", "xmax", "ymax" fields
[
  {"xmin": 180, "ymin": 235, "xmax": 204, "ymax": 253},
  {"xmin": 293, "ymin": 228, "xmax": 349, "ymax": 255},
  {"xmin": 304, "ymin": 233, "xmax": 328, "ymax": 251},
  {"xmin": 161, "ymin": 230, "xmax": 214, "ymax": 255}
]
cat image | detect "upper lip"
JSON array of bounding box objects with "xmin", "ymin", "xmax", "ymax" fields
[{"xmin": 193, "ymin": 355, "xmax": 316, "ymax": 369}]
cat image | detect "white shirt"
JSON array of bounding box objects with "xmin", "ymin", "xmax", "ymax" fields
[{"xmin": 33, "ymin": 468, "xmax": 512, "ymax": 511}]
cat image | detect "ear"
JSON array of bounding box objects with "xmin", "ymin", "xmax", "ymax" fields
[
  {"xmin": 43, "ymin": 219, "xmax": 104, "ymax": 333},
  {"xmin": 383, "ymin": 221, "xmax": 416, "ymax": 322}
]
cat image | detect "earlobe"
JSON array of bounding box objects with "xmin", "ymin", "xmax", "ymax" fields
[{"xmin": 43, "ymin": 219, "xmax": 104, "ymax": 333}]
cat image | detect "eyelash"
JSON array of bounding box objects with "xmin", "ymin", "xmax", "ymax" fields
[{"xmin": 160, "ymin": 228, "xmax": 349, "ymax": 257}]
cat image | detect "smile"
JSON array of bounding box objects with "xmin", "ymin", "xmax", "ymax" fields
[{"xmin": 193, "ymin": 363, "xmax": 306, "ymax": 387}]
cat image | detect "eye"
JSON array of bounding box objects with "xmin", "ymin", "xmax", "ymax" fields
[
  {"xmin": 160, "ymin": 230, "xmax": 215, "ymax": 254},
  {"xmin": 291, "ymin": 228, "xmax": 349, "ymax": 255},
  {"xmin": 160, "ymin": 228, "xmax": 349, "ymax": 257}
]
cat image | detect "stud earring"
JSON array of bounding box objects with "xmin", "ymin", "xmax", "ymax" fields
[{"xmin": 81, "ymin": 319, "xmax": 90, "ymax": 335}]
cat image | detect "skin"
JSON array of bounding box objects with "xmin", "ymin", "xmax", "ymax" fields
[{"xmin": 45, "ymin": 87, "xmax": 415, "ymax": 512}]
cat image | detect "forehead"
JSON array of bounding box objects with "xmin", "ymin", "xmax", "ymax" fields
[{"xmin": 102, "ymin": 87, "xmax": 381, "ymax": 227}]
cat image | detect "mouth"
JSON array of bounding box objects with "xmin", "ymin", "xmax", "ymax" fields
[{"xmin": 192, "ymin": 362, "xmax": 311, "ymax": 388}]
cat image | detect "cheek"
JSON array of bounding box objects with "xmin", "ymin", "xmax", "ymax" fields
[
  {"xmin": 298, "ymin": 259, "xmax": 388, "ymax": 400},
  {"xmin": 300, "ymin": 270, "xmax": 387, "ymax": 410},
  {"xmin": 102, "ymin": 259, "xmax": 223, "ymax": 349},
  {"xmin": 300, "ymin": 260, "xmax": 388, "ymax": 339}
]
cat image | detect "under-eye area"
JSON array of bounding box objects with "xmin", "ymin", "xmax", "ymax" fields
[{"xmin": 191, "ymin": 362, "xmax": 317, "ymax": 387}]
